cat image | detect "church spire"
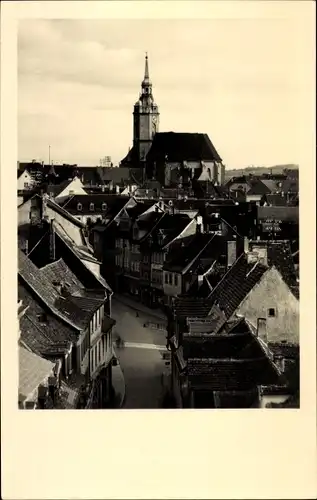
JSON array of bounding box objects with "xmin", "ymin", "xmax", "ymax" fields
[{"xmin": 144, "ymin": 52, "xmax": 149, "ymax": 80}]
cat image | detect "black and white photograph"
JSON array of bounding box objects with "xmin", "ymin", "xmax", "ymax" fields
[{"xmin": 16, "ymin": 16, "xmax": 301, "ymax": 411}]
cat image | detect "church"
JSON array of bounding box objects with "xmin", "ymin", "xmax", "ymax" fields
[{"xmin": 120, "ymin": 54, "xmax": 225, "ymax": 187}]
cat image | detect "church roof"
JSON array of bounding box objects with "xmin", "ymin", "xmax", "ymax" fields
[{"xmin": 146, "ymin": 132, "xmax": 222, "ymax": 163}]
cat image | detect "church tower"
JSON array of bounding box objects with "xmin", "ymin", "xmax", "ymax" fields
[{"xmin": 133, "ymin": 53, "xmax": 160, "ymax": 166}]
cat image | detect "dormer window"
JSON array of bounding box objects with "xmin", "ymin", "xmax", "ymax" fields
[
  {"xmin": 89, "ymin": 203, "xmax": 94, "ymax": 211},
  {"xmin": 77, "ymin": 203, "xmax": 82, "ymax": 211},
  {"xmin": 102, "ymin": 203, "xmax": 107, "ymax": 211}
]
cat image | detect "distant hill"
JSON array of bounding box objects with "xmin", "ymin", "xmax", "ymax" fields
[{"xmin": 224, "ymin": 164, "xmax": 298, "ymax": 181}]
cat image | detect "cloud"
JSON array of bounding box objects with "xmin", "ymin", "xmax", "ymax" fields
[{"xmin": 18, "ymin": 18, "xmax": 303, "ymax": 167}]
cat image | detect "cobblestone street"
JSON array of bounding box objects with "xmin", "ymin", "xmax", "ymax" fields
[{"xmin": 111, "ymin": 296, "xmax": 170, "ymax": 408}]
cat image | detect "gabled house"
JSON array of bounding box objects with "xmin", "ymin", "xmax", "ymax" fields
[
  {"xmin": 113, "ymin": 203, "xmax": 167, "ymax": 300},
  {"xmin": 90, "ymin": 199, "xmax": 155, "ymax": 290},
  {"xmin": 168, "ymin": 248, "xmax": 299, "ymax": 350},
  {"xmin": 18, "ymin": 193, "xmax": 90, "ymax": 251},
  {"xmin": 163, "ymin": 226, "xmax": 245, "ymax": 304},
  {"xmin": 225, "ymin": 175, "xmax": 275, "ymax": 204},
  {"xmin": 205, "ymin": 251, "xmax": 299, "ymax": 344},
  {"xmin": 45, "ymin": 176, "xmax": 87, "ymax": 202},
  {"xmin": 57, "ymin": 194, "xmax": 135, "ymax": 225},
  {"xmin": 261, "ymin": 193, "xmax": 288, "ymax": 207},
  {"xmin": 137, "ymin": 212, "xmax": 198, "ymax": 307},
  {"xmin": 168, "ymin": 316, "xmax": 282, "ymax": 408},
  {"xmin": 17, "ymin": 168, "xmax": 35, "ymax": 191}
]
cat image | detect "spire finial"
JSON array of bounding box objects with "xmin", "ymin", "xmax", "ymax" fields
[{"xmin": 144, "ymin": 51, "xmax": 149, "ymax": 80}]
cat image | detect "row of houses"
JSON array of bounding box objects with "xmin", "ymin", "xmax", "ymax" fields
[
  {"xmin": 17, "ymin": 180, "xmax": 300, "ymax": 409},
  {"xmin": 17, "ymin": 193, "xmax": 116, "ymax": 409},
  {"xmin": 17, "ymin": 159, "xmax": 298, "ymax": 208}
]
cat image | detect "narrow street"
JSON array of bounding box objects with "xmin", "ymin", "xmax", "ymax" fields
[{"xmin": 111, "ymin": 297, "xmax": 170, "ymax": 409}]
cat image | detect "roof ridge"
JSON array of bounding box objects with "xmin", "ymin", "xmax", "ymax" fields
[
  {"xmin": 207, "ymin": 252, "xmax": 246, "ymax": 300},
  {"xmin": 46, "ymin": 197, "xmax": 85, "ymax": 228},
  {"xmin": 40, "ymin": 258, "xmax": 64, "ymax": 271}
]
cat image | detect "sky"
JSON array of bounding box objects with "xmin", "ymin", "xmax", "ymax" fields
[{"xmin": 18, "ymin": 17, "xmax": 306, "ymax": 169}]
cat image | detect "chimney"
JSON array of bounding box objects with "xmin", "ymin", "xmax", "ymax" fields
[
  {"xmin": 49, "ymin": 219, "xmax": 55, "ymax": 262},
  {"xmin": 256, "ymin": 318, "xmax": 267, "ymax": 343},
  {"xmin": 244, "ymin": 236, "xmax": 249, "ymax": 253},
  {"xmin": 227, "ymin": 240, "xmax": 237, "ymax": 268},
  {"xmin": 196, "ymin": 215, "xmax": 204, "ymax": 234},
  {"xmin": 246, "ymin": 251, "xmax": 258, "ymax": 265}
]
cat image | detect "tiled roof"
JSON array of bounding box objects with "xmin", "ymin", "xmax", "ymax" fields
[
  {"xmin": 246, "ymin": 179, "xmax": 271, "ymax": 195},
  {"xmin": 173, "ymin": 297, "xmax": 215, "ymax": 319},
  {"xmin": 52, "ymin": 223, "xmax": 112, "ymax": 292},
  {"xmin": 141, "ymin": 212, "xmax": 192, "ymax": 248},
  {"xmin": 260, "ymin": 179, "xmax": 279, "ymax": 193},
  {"xmin": 249, "ymin": 240, "xmax": 299, "ymax": 298},
  {"xmin": 134, "ymin": 188, "xmax": 157, "ymax": 198},
  {"xmin": 46, "ymin": 197, "xmax": 85, "ymax": 228},
  {"xmin": 61, "ymin": 194, "xmax": 132, "ymax": 218},
  {"xmin": 40, "ymin": 259, "xmax": 85, "ymax": 295},
  {"xmin": 164, "ymin": 233, "xmax": 222, "ymax": 274},
  {"xmin": 19, "ymin": 249, "xmax": 60, "ymax": 310},
  {"xmin": 146, "ymin": 132, "xmax": 222, "ymax": 162},
  {"xmin": 186, "ymin": 316, "xmax": 225, "ymax": 335},
  {"xmin": 46, "ymin": 179, "xmax": 73, "ymax": 198},
  {"xmin": 18, "ymin": 249, "xmax": 96, "ymax": 330},
  {"xmin": 183, "ymin": 329, "xmax": 262, "ymax": 359},
  {"xmin": 19, "ymin": 345, "xmax": 55, "ymax": 403},
  {"xmin": 68, "ymin": 295, "xmax": 105, "ymax": 313},
  {"xmin": 54, "ymin": 295, "xmax": 103, "ymax": 329},
  {"xmin": 18, "ymin": 283, "xmax": 77, "ymax": 357},
  {"xmin": 182, "ymin": 275, "xmax": 214, "ymax": 299},
  {"xmin": 268, "ymin": 342, "xmax": 299, "ymax": 359},
  {"xmin": 187, "ymin": 356, "xmax": 281, "ymax": 390},
  {"xmin": 207, "ymin": 253, "xmax": 268, "ymax": 319},
  {"xmin": 281, "ymin": 178, "xmax": 299, "ymax": 193},
  {"xmin": 77, "ymin": 167, "xmax": 102, "ymax": 185},
  {"xmin": 126, "ymin": 201, "xmax": 156, "ymax": 219},
  {"xmin": 97, "ymin": 167, "xmax": 131, "ymax": 184},
  {"xmin": 264, "ymin": 194, "xmax": 288, "ymax": 206}
]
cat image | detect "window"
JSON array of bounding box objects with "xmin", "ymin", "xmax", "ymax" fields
[
  {"xmin": 77, "ymin": 203, "xmax": 82, "ymax": 211},
  {"xmin": 89, "ymin": 203, "xmax": 94, "ymax": 211},
  {"xmin": 164, "ymin": 273, "xmax": 168, "ymax": 284},
  {"xmin": 24, "ymin": 182, "xmax": 29, "ymax": 188},
  {"xmin": 174, "ymin": 274, "xmax": 178, "ymax": 286},
  {"xmin": 268, "ymin": 308, "xmax": 276, "ymax": 317},
  {"xmin": 102, "ymin": 203, "xmax": 107, "ymax": 211},
  {"xmin": 169, "ymin": 273, "xmax": 172, "ymax": 285}
]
